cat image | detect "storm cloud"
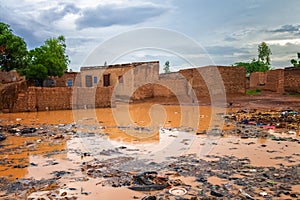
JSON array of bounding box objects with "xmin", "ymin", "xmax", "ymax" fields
[
  {"xmin": 270, "ymin": 24, "xmax": 300, "ymax": 34},
  {"xmin": 39, "ymin": 3, "xmax": 80, "ymax": 24},
  {"xmin": 75, "ymin": 4, "xmax": 166, "ymax": 29}
]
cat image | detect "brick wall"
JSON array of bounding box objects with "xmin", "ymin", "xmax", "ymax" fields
[
  {"xmin": 3, "ymin": 85, "xmax": 113, "ymax": 112},
  {"xmin": 249, "ymin": 69, "xmax": 284, "ymax": 93},
  {"xmin": 0, "ymin": 70, "xmax": 24, "ymax": 84},
  {"xmin": 154, "ymin": 72, "xmax": 189, "ymax": 98},
  {"xmin": 52, "ymin": 72, "xmax": 81, "ymax": 87},
  {"xmin": 132, "ymin": 84, "xmax": 154, "ymax": 100},
  {"xmin": 217, "ymin": 66, "xmax": 246, "ymax": 95},
  {"xmin": 0, "ymin": 80, "xmax": 27, "ymax": 112},
  {"xmin": 284, "ymin": 67, "xmax": 300, "ymax": 93},
  {"xmin": 1, "ymin": 65, "xmax": 248, "ymax": 113},
  {"xmin": 249, "ymin": 72, "xmax": 267, "ymax": 89},
  {"xmin": 265, "ymin": 69, "xmax": 284, "ymax": 93},
  {"xmin": 180, "ymin": 66, "xmax": 246, "ymax": 99}
]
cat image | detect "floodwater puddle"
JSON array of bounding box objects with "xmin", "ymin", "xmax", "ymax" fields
[{"xmin": 0, "ymin": 103, "xmax": 299, "ymax": 199}]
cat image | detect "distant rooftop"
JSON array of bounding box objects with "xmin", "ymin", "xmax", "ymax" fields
[{"xmin": 80, "ymin": 61, "xmax": 159, "ymax": 71}]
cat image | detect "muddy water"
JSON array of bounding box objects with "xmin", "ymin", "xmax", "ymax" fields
[
  {"xmin": 0, "ymin": 103, "xmax": 299, "ymax": 199},
  {"xmin": 0, "ymin": 104, "xmax": 222, "ymax": 193}
]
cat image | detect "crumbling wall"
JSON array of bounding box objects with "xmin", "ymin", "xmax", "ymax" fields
[
  {"xmin": 0, "ymin": 70, "xmax": 24, "ymax": 84},
  {"xmin": 0, "ymin": 80, "xmax": 27, "ymax": 112}
]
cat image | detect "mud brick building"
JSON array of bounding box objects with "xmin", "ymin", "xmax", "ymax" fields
[
  {"xmin": 249, "ymin": 67, "xmax": 300, "ymax": 94},
  {"xmin": 0, "ymin": 61, "xmax": 247, "ymax": 112}
]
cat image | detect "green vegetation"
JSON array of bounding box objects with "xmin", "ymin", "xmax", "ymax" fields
[
  {"xmin": 246, "ymin": 89, "xmax": 261, "ymax": 95},
  {"xmin": 234, "ymin": 42, "xmax": 271, "ymax": 74},
  {"xmin": 287, "ymin": 93, "xmax": 300, "ymax": 97},
  {"xmin": 25, "ymin": 35, "xmax": 70, "ymax": 86},
  {"xmin": 258, "ymin": 41, "xmax": 272, "ymax": 65},
  {"xmin": 163, "ymin": 61, "xmax": 171, "ymax": 73},
  {"xmin": 0, "ymin": 22, "xmax": 27, "ymax": 72},
  {"xmin": 0, "ymin": 22, "xmax": 70, "ymax": 86},
  {"xmin": 290, "ymin": 52, "xmax": 300, "ymax": 67}
]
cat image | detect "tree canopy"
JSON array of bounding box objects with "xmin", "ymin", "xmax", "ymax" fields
[
  {"xmin": 24, "ymin": 35, "xmax": 70, "ymax": 85},
  {"xmin": 235, "ymin": 59, "xmax": 270, "ymax": 74},
  {"xmin": 0, "ymin": 21, "xmax": 70, "ymax": 86},
  {"xmin": 290, "ymin": 52, "xmax": 300, "ymax": 67},
  {"xmin": 234, "ymin": 42, "xmax": 271, "ymax": 74},
  {"xmin": 258, "ymin": 42, "xmax": 272, "ymax": 65},
  {"xmin": 0, "ymin": 22, "xmax": 27, "ymax": 71},
  {"xmin": 163, "ymin": 61, "xmax": 171, "ymax": 73}
]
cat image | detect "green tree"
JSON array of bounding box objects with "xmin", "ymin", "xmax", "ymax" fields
[
  {"xmin": 258, "ymin": 42, "xmax": 272, "ymax": 65},
  {"xmin": 0, "ymin": 22, "xmax": 27, "ymax": 71},
  {"xmin": 235, "ymin": 59, "xmax": 270, "ymax": 74},
  {"xmin": 234, "ymin": 42, "xmax": 271, "ymax": 75},
  {"xmin": 163, "ymin": 61, "xmax": 171, "ymax": 73},
  {"xmin": 25, "ymin": 35, "xmax": 70, "ymax": 85},
  {"xmin": 290, "ymin": 52, "xmax": 300, "ymax": 67},
  {"xmin": 25, "ymin": 64, "xmax": 48, "ymax": 86}
]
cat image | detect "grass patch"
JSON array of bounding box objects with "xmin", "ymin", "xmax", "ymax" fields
[
  {"xmin": 246, "ymin": 89, "xmax": 261, "ymax": 95},
  {"xmin": 287, "ymin": 93, "xmax": 300, "ymax": 97}
]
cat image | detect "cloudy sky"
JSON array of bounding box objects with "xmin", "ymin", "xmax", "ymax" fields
[{"xmin": 1, "ymin": 0, "xmax": 300, "ymax": 71}]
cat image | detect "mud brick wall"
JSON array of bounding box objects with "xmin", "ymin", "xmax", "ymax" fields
[
  {"xmin": 217, "ymin": 66, "xmax": 246, "ymax": 95},
  {"xmin": 132, "ymin": 84, "xmax": 154, "ymax": 100},
  {"xmin": 249, "ymin": 70, "xmax": 284, "ymax": 93},
  {"xmin": 95, "ymin": 87, "xmax": 113, "ymax": 107},
  {"xmin": 0, "ymin": 80, "xmax": 27, "ymax": 112},
  {"xmin": 10, "ymin": 86, "xmax": 113, "ymax": 112},
  {"xmin": 179, "ymin": 68, "xmax": 209, "ymax": 98},
  {"xmin": 249, "ymin": 72, "xmax": 267, "ymax": 89},
  {"xmin": 52, "ymin": 72, "xmax": 81, "ymax": 87},
  {"xmin": 73, "ymin": 86, "xmax": 113, "ymax": 109},
  {"xmin": 35, "ymin": 87, "xmax": 73, "ymax": 111},
  {"xmin": 284, "ymin": 67, "xmax": 300, "ymax": 93},
  {"xmin": 0, "ymin": 70, "xmax": 24, "ymax": 84},
  {"xmin": 154, "ymin": 72, "xmax": 189, "ymax": 99},
  {"xmin": 265, "ymin": 69, "xmax": 284, "ymax": 93},
  {"xmin": 179, "ymin": 66, "xmax": 246, "ymax": 100}
]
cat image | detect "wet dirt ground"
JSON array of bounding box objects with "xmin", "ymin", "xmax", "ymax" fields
[{"xmin": 0, "ymin": 102, "xmax": 299, "ymax": 199}]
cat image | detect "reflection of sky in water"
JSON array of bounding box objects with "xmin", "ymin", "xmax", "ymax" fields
[{"xmin": 79, "ymin": 128, "xmax": 198, "ymax": 163}]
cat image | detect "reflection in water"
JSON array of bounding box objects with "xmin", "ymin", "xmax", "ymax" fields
[{"xmin": 0, "ymin": 103, "xmax": 225, "ymax": 180}]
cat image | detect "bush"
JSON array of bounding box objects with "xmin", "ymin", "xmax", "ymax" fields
[{"xmin": 246, "ymin": 89, "xmax": 261, "ymax": 95}]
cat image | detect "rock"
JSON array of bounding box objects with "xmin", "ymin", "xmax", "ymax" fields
[
  {"xmin": 290, "ymin": 193, "xmax": 298, "ymax": 198},
  {"xmin": 240, "ymin": 135, "xmax": 249, "ymax": 139},
  {"xmin": 21, "ymin": 127, "xmax": 37, "ymax": 134},
  {"xmin": 53, "ymin": 134, "xmax": 64, "ymax": 139},
  {"xmin": 0, "ymin": 133, "xmax": 6, "ymax": 141},
  {"xmin": 210, "ymin": 190, "xmax": 223, "ymax": 197},
  {"xmin": 142, "ymin": 196, "xmax": 156, "ymax": 200},
  {"xmin": 260, "ymin": 191, "xmax": 268, "ymax": 196},
  {"xmin": 196, "ymin": 130, "xmax": 206, "ymax": 135},
  {"xmin": 239, "ymin": 189, "xmax": 254, "ymax": 200},
  {"xmin": 196, "ymin": 177, "xmax": 207, "ymax": 183}
]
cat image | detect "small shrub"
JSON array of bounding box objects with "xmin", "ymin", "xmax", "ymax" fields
[{"xmin": 246, "ymin": 89, "xmax": 261, "ymax": 95}]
